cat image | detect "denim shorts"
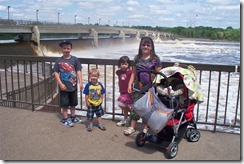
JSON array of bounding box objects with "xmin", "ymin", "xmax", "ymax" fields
[
  {"xmin": 86, "ymin": 105, "xmax": 105, "ymax": 120},
  {"xmin": 59, "ymin": 90, "xmax": 78, "ymax": 107}
]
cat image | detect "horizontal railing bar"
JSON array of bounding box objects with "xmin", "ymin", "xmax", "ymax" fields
[{"xmin": 0, "ymin": 55, "xmax": 240, "ymax": 72}]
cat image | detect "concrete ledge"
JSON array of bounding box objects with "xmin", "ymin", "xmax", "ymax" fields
[{"xmin": 0, "ymin": 106, "xmax": 240, "ymax": 160}]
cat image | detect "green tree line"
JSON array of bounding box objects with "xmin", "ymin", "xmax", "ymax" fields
[{"xmin": 132, "ymin": 26, "xmax": 240, "ymax": 41}]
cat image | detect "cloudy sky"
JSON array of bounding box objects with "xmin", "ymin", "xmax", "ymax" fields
[{"xmin": 0, "ymin": 0, "xmax": 241, "ymax": 29}]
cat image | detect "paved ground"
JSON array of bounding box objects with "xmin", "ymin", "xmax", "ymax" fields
[{"xmin": 0, "ymin": 106, "xmax": 241, "ymax": 161}]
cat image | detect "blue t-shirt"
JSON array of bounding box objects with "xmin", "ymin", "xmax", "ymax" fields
[
  {"xmin": 53, "ymin": 55, "xmax": 82, "ymax": 92},
  {"xmin": 83, "ymin": 82, "xmax": 106, "ymax": 106}
]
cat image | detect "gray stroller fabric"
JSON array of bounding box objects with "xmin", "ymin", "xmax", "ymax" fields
[{"xmin": 132, "ymin": 87, "xmax": 174, "ymax": 133}]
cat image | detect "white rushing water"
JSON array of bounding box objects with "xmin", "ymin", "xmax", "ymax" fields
[{"xmin": 74, "ymin": 40, "xmax": 240, "ymax": 66}]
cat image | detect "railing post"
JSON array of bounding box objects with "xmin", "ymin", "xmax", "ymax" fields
[
  {"xmin": 29, "ymin": 62, "xmax": 35, "ymax": 111},
  {"xmin": 112, "ymin": 65, "xmax": 116, "ymax": 121},
  {"xmin": 213, "ymin": 72, "xmax": 221, "ymax": 132}
]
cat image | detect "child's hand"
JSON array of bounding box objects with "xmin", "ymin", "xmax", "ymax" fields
[
  {"xmin": 169, "ymin": 86, "xmax": 175, "ymax": 96},
  {"xmin": 128, "ymin": 85, "xmax": 132, "ymax": 93},
  {"xmin": 79, "ymin": 83, "xmax": 83, "ymax": 91},
  {"xmin": 60, "ymin": 83, "xmax": 67, "ymax": 91}
]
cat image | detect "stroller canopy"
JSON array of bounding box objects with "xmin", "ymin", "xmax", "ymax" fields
[{"xmin": 154, "ymin": 64, "xmax": 204, "ymax": 103}]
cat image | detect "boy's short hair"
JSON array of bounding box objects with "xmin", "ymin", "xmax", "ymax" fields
[
  {"xmin": 89, "ymin": 68, "xmax": 100, "ymax": 76},
  {"xmin": 59, "ymin": 40, "xmax": 72, "ymax": 48}
]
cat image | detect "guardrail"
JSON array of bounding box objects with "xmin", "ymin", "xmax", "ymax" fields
[{"xmin": 0, "ymin": 55, "xmax": 240, "ymax": 133}]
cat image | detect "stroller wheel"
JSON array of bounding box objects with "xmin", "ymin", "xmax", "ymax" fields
[
  {"xmin": 135, "ymin": 132, "xmax": 146, "ymax": 147},
  {"xmin": 188, "ymin": 129, "xmax": 201, "ymax": 142},
  {"xmin": 166, "ymin": 142, "xmax": 178, "ymax": 159},
  {"xmin": 185, "ymin": 127, "xmax": 194, "ymax": 139}
]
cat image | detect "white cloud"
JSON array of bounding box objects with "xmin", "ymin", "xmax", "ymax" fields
[
  {"xmin": 216, "ymin": 5, "xmax": 240, "ymax": 11},
  {"xmin": 129, "ymin": 14, "xmax": 145, "ymax": 19},
  {"xmin": 149, "ymin": 5, "xmax": 168, "ymax": 15},
  {"xmin": 126, "ymin": 0, "xmax": 139, "ymax": 5},
  {"xmin": 0, "ymin": 5, "xmax": 7, "ymax": 11},
  {"xmin": 205, "ymin": 0, "xmax": 233, "ymax": 5},
  {"xmin": 127, "ymin": 7, "xmax": 136, "ymax": 12},
  {"xmin": 78, "ymin": 1, "xmax": 94, "ymax": 9}
]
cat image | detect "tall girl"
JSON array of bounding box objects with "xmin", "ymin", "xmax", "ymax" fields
[{"xmin": 124, "ymin": 37, "xmax": 162, "ymax": 135}]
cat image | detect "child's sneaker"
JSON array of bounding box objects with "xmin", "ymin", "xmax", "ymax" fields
[
  {"xmin": 61, "ymin": 118, "xmax": 74, "ymax": 127},
  {"xmin": 117, "ymin": 119, "xmax": 129, "ymax": 127},
  {"xmin": 117, "ymin": 120, "xmax": 127, "ymax": 126},
  {"xmin": 71, "ymin": 116, "xmax": 83, "ymax": 124}
]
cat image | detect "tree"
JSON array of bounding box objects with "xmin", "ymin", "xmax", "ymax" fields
[
  {"xmin": 217, "ymin": 31, "xmax": 224, "ymax": 40},
  {"xmin": 210, "ymin": 32, "xmax": 218, "ymax": 40}
]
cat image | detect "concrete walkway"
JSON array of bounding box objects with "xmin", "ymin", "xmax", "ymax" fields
[{"xmin": 0, "ymin": 106, "xmax": 241, "ymax": 161}]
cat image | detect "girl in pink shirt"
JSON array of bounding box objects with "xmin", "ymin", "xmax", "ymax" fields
[{"xmin": 116, "ymin": 56, "xmax": 133, "ymax": 126}]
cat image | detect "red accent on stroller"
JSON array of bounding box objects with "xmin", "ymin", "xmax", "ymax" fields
[{"xmin": 133, "ymin": 69, "xmax": 201, "ymax": 159}]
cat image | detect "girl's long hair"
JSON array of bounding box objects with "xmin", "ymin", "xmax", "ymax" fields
[
  {"xmin": 118, "ymin": 56, "xmax": 131, "ymax": 68},
  {"xmin": 134, "ymin": 37, "xmax": 159, "ymax": 63}
]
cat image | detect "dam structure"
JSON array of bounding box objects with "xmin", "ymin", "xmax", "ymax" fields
[{"xmin": 0, "ymin": 19, "xmax": 175, "ymax": 48}]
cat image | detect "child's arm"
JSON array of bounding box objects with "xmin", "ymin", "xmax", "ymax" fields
[
  {"xmin": 85, "ymin": 95, "xmax": 90, "ymax": 107},
  {"xmin": 54, "ymin": 72, "xmax": 67, "ymax": 91},
  {"xmin": 155, "ymin": 66, "xmax": 162, "ymax": 72},
  {"xmin": 83, "ymin": 84, "xmax": 90, "ymax": 107},
  {"xmin": 151, "ymin": 66, "xmax": 162, "ymax": 82},
  {"xmin": 100, "ymin": 83, "xmax": 106, "ymax": 105},
  {"xmin": 128, "ymin": 66, "xmax": 136, "ymax": 93},
  {"xmin": 77, "ymin": 70, "xmax": 83, "ymax": 91},
  {"xmin": 100, "ymin": 94, "xmax": 104, "ymax": 105}
]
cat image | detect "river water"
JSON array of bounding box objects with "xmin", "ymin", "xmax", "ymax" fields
[{"xmin": 71, "ymin": 39, "xmax": 240, "ymax": 66}]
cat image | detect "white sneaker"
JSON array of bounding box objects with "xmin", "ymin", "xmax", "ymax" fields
[{"xmin": 117, "ymin": 120, "xmax": 128, "ymax": 126}]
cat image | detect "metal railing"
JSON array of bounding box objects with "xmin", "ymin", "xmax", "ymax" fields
[{"xmin": 0, "ymin": 55, "xmax": 240, "ymax": 133}]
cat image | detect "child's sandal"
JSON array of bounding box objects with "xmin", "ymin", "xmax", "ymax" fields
[
  {"xmin": 124, "ymin": 127, "xmax": 136, "ymax": 136},
  {"xmin": 87, "ymin": 123, "xmax": 93, "ymax": 132},
  {"xmin": 98, "ymin": 123, "xmax": 106, "ymax": 131}
]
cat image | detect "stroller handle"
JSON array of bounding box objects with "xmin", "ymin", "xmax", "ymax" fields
[{"xmin": 137, "ymin": 70, "xmax": 169, "ymax": 87}]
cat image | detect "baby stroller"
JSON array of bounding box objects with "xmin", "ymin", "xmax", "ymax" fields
[{"xmin": 132, "ymin": 63, "xmax": 204, "ymax": 159}]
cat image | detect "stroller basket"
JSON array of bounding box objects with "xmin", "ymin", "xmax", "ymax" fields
[{"xmin": 133, "ymin": 86, "xmax": 174, "ymax": 134}]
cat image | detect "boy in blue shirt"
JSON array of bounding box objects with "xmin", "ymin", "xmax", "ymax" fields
[
  {"xmin": 83, "ymin": 68, "xmax": 106, "ymax": 132},
  {"xmin": 53, "ymin": 40, "xmax": 83, "ymax": 127}
]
